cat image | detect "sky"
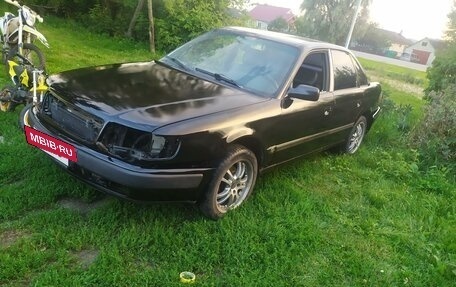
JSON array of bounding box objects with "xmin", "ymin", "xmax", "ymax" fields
[{"xmin": 251, "ymin": 0, "xmax": 454, "ymax": 40}]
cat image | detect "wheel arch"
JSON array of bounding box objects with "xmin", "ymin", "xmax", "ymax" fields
[{"xmin": 229, "ymin": 135, "xmax": 265, "ymax": 169}]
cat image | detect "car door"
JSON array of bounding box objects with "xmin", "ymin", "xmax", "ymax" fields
[
  {"xmin": 267, "ymin": 51, "xmax": 336, "ymax": 164},
  {"xmin": 327, "ymin": 49, "xmax": 369, "ymax": 144}
]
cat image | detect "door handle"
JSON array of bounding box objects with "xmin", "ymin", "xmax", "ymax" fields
[{"xmin": 324, "ymin": 106, "xmax": 332, "ymax": 116}]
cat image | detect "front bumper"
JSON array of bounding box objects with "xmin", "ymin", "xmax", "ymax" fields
[{"xmin": 23, "ymin": 106, "xmax": 213, "ymax": 201}]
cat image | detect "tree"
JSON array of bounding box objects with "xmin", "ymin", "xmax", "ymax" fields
[
  {"xmin": 298, "ymin": 0, "xmax": 372, "ymax": 45},
  {"xmin": 154, "ymin": 0, "xmax": 244, "ymax": 51},
  {"xmin": 126, "ymin": 0, "xmax": 145, "ymax": 38},
  {"xmin": 355, "ymin": 23, "xmax": 391, "ymax": 53},
  {"xmin": 445, "ymin": 1, "xmax": 456, "ymax": 42},
  {"xmin": 426, "ymin": 3, "xmax": 456, "ymax": 93},
  {"xmin": 147, "ymin": 0, "xmax": 155, "ymax": 53},
  {"xmin": 267, "ymin": 17, "xmax": 289, "ymax": 32}
]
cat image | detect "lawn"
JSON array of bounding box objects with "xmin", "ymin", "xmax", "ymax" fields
[{"xmin": 0, "ymin": 16, "xmax": 455, "ymax": 286}]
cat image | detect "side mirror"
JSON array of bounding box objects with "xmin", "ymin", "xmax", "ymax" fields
[{"xmin": 288, "ymin": 85, "xmax": 320, "ymax": 101}]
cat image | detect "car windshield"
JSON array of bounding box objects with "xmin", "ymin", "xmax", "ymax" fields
[{"xmin": 161, "ymin": 29, "xmax": 300, "ymax": 97}]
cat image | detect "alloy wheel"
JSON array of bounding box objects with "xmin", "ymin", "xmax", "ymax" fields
[
  {"xmin": 347, "ymin": 119, "xmax": 366, "ymax": 154},
  {"xmin": 216, "ymin": 160, "xmax": 254, "ymax": 211}
]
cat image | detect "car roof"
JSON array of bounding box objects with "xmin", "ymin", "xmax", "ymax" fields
[{"xmin": 221, "ymin": 26, "xmax": 347, "ymax": 52}]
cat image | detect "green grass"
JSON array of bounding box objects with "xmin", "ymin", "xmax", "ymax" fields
[
  {"xmin": 1, "ymin": 16, "xmax": 455, "ymax": 286},
  {"xmin": 40, "ymin": 16, "xmax": 154, "ymax": 74},
  {"xmin": 358, "ymin": 58, "xmax": 428, "ymax": 88}
]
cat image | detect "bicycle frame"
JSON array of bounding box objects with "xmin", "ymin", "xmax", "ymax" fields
[{"xmin": 0, "ymin": 58, "xmax": 47, "ymax": 111}]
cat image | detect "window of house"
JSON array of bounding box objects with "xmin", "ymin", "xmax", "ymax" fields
[
  {"xmin": 331, "ymin": 50, "xmax": 357, "ymax": 90},
  {"xmin": 422, "ymin": 41, "xmax": 428, "ymax": 47}
]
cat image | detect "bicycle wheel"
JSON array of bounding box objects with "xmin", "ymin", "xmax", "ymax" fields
[{"xmin": 7, "ymin": 43, "xmax": 46, "ymax": 72}]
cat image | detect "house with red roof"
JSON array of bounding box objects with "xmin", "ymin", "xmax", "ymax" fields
[{"xmin": 248, "ymin": 4, "xmax": 295, "ymax": 31}]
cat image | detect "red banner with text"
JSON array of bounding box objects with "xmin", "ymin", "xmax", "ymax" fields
[{"xmin": 25, "ymin": 126, "xmax": 78, "ymax": 162}]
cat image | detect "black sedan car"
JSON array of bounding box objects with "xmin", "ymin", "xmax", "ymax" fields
[{"xmin": 22, "ymin": 27, "xmax": 381, "ymax": 219}]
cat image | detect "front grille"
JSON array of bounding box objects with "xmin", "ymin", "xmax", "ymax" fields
[{"xmin": 40, "ymin": 92, "xmax": 104, "ymax": 143}]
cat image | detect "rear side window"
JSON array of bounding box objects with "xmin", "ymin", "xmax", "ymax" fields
[
  {"xmin": 331, "ymin": 50, "xmax": 357, "ymax": 90},
  {"xmin": 352, "ymin": 58, "xmax": 369, "ymax": 86}
]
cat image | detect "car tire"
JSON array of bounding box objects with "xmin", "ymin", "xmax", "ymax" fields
[
  {"xmin": 199, "ymin": 144, "xmax": 258, "ymax": 220},
  {"xmin": 344, "ymin": 115, "xmax": 367, "ymax": 154}
]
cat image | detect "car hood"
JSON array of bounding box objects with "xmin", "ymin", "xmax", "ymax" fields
[{"xmin": 48, "ymin": 61, "xmax": 268, "ymax": 129}]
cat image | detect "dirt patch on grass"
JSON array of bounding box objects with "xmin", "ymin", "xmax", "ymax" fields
[
  {"xmin": 72, "ymin": 249, "xmax": 100, "ymax": 269},
  {"xmin": 380, "ymin": 77, "xmax": 424, "ymax": 96},
  {"xmin": 57, "ymin": 196, "xmax": 111, "ymax": 215},
  {"xmin": 1, "ymin": 177, "xmax": 26, "ymax": 187},
  {"xmin": 1, "ymin": 278, "xmax": 33, "ymax": 287},
  {"xmin": 0, "ymin": 229, "xmax": 29, "ymax": 248}
]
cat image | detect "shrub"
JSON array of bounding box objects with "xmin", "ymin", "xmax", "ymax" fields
[
  {"xmin": 425, "ymin": 47, "xmax": 456, "ymax": 93},
  {"xmin": 412, "ymin": 84, "xmax": 456, "ymax": 177}
]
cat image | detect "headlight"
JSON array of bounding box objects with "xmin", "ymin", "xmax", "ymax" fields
[
  {"xmin": 22, "ymin": 7, "xmax": 36, "ymax": 26},
  {"xmin": 129, "ymin": 134, "xmax": 166, "ymax": 160},
  {"xmin": 97, "ymin": 123, "xmax": 180, "ymax": 163}
]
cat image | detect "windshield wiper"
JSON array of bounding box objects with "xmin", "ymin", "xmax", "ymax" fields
[
  {"xmin": 195, "ymin": 67, "xmax": 242, "ymax": 88},
  {"xmin": 163, "ymin": 56, "xmax": 191, "ymax": 71}
]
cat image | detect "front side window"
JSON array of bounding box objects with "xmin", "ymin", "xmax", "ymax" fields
[
  {"xmin": 331, "ymin": 50, "xmax": 357, "ymax": 90},
  {"xmin": 293, "ymin": 52, "xmax": 328, "ymax": 91},
  {"xmin": 162, "ymin": 29, "xmax": 300, "ymax": 97}
]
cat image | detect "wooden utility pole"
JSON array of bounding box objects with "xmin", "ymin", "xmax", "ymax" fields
[
  {"xmin": 147, "ymin": 0, "xmax": 155, "ymax": 53},
  {"xmin": 126, "ymin": 0, "xmax": 145, "ymax": 38}
]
